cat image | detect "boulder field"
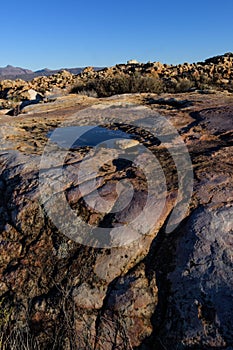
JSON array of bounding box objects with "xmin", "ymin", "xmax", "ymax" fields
[{"xmin": 0, "ymin": 53, "xmax": 233, "ymax": 114}]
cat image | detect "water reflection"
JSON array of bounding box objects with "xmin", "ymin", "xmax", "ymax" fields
[{"xmin": 47, "ymin": 125, "xmax": 132, "ymax": 149}]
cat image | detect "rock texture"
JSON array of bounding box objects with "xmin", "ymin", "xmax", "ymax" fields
[{"xmin": 0, "ymin": 91, "xmax": 232, "ymax": 349}]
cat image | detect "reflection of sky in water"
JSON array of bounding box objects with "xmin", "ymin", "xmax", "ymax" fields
[{"xmin": 48, "ymin": 126, "xmax": 132, "ymax": 148}]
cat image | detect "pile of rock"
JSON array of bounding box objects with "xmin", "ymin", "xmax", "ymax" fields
[
  {"xmin": 75, "ymin": 52, "xmax": 233, "ymax": 88},
  {"xmin": 0, "ymin": 70, "xmax": 76, "ymax": 113},
  {"xmin": 0, "ymin": 53, "xmax": 233, "ymax": 114}
]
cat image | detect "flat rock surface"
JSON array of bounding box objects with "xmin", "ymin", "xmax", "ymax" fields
[{"xmin": 0, "ymin": 91, "xmax": 232, "ymax": 349}]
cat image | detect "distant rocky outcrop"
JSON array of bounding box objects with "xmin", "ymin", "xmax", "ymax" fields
[
  {"xmin": 0, "ymin": 70, "xmax": 76, "ymax": 114},
  {"xmin": 0, "ymin": 53, "xmax": 233, "ymax": 115},
  {"xmin": 74, "ymin": 52, "xmax": 233, "ymax": 94}
]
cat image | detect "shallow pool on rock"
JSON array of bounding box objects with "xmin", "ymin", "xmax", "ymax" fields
[{"xmin": 47, "ymin": 125, "xmax": 134, "ymax": 149}]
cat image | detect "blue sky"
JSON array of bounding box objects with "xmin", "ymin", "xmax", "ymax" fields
[{"xmin": 1, "ymin": 0, "xmax": 232, "ymax": 70}]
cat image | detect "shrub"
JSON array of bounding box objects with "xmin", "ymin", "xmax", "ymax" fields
[
  {"xmin": 71, "ymin": 72, "xmax": 232, "ymax": 97},
  {"xmin": 173, "ymin": 78, "xmax": 195, "ymax": 93},
  {"xmin": 71, "ymin": 74, "xmax": 165, "ymax": 97}
]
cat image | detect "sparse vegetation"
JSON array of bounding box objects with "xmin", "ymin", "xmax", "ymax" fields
[
  {"xmin": 70, "ymin": 72, "xmax": 226, "ymax": 97},
  {"xmin": 70, "ymin": 73, "xmax": 165, "ymax": 97},
  {"xmin": 0, "ymin": 283, "xmax": 132, "ymax": 350}
]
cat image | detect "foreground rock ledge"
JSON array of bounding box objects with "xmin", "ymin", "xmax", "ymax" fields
[{"xmin": 0, "ymin": 92, "xmax": 233, "ymax": 349}]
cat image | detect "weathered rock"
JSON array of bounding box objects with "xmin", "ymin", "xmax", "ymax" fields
[
  {"xmin": 0, "ymin": 92, "xmax": 232, "ymax": 349},
  {"xmin": 0, "ymin": 108, "xmax": 11, "ymax": 115},
  {"xmin": 21, "ymin": 88, "xmax": 42, "ymax": 101},
  {"xmin": 161, "ymin": 205, "xmax": 233, "ymax": 348},
  {"xmin": 115, "ymin": 138, "xmax": 139, "ymax": 149}
]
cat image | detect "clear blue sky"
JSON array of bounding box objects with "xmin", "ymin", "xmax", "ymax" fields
[{"xmin": 1, "ymin": 0, "xmax": 232, "ymax": 70}]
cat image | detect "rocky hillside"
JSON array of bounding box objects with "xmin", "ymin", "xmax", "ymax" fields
[
  {"xmin": 0, "ymin": 53, "xmax": 233, "ymax": 115},
  {"xmin": 0, "ymin": 89, "xmax": 232, "ymax": 349},
  {"xmin": 71, "ymin": 53, "xmax": 233, "ymax": 98},
  {"xmin": 76, "ymin": 52, "xmax": 233, "ymax": 87}
]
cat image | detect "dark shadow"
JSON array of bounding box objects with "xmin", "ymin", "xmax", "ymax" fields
[
  {"xmin": 7, "ymin": 93, "xmax": 43, "ymax": 116},
  {"xmin": 144, "ymin": 97, "xmax": 194, "ymax": 109}
]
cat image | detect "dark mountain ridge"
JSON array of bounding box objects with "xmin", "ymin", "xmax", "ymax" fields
[
  {"xmin": 0, "ymin": 64, "xmax": 33, "ymax": 77},
  {"xmin": 0, "ymin": 65, "xmax": 103, "ymax": 81}
]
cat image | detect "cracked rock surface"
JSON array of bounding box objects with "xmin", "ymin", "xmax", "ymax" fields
[{"xmin": 0, "ymin": 92, "xmax": 232, "ymax": 349}]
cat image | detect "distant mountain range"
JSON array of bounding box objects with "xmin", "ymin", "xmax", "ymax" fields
[
  {"xmin": 0, "ymin": 65, "xmax": 103, "ymax": 81},
  {"xmin": 0, "ymin": 65, "xmax": 33, "ymax": 77}
]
